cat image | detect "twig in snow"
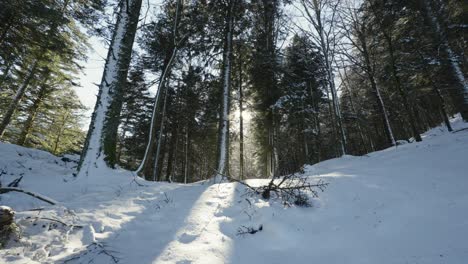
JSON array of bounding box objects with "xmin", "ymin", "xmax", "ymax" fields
[
  {"xmin": 7, "ymin": 176, "xmax": 23, "ymax": 187},
  {"xmin": 63, "ymin": 242, "xmax": 120, "ymax": 263},
  {"xmin": 27, "ymin": 216, "xmax": 83, "ymax": 229},
  {"xmin": 236, "ymin": 225, "xmax": 263, "ymax": 236}
]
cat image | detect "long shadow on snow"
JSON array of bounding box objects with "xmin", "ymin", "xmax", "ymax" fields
[{"xmin": 55, "ymin": 182, "xmax": 209, "ymax": 264}]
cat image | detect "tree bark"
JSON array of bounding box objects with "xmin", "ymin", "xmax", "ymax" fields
[
  {"xmin": 79, "ymin": 0, "xmax": 143, "ymax": 175},
  {"xmin": 216, "ymin": 0, "xmax": 236, "ymax": 179},
  {"xmin": 238, "ymin": 55, "xmax": 245, "ymax": 181}
]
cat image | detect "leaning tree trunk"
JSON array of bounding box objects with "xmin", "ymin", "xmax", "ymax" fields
[
  {"xmin": 78, "ymin": 0, "xmax": 142, "ymax": 176},
  {"xmin": 152, "ymin": 84, "xmax": 170, "ymax": 181},
  {"xmin": 382, "ymin": 33, "xmax": 422, "ymax": 142},
  {"xmin": 419, "ymin": 0, "xmax": 468, "ymax": 121},
  {"xmin": 17, "ymin": 72, "xmax": 51, "ymax": 146},
  {"xmin": 0, "ymin": 61, "xmax": 38, "ymax": 137},
  {"xmin": 215, "ymin": 0, "xmax": 236, "ymax": 180},
  {"xmin": 339, "ymin": 65, "xmax": 369, "ymax": 154},
  {"xmin": 360, "ymin": 32, "xmax": 396, "ymax": 146},
  {"xmin": 137, "ymin": 0, "xmax": 182, "ymax": 179}
]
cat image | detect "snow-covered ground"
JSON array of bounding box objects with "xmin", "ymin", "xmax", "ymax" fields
[{"xmin": 1, "ymin": 116, "xmax": 468, "ymax": 263}]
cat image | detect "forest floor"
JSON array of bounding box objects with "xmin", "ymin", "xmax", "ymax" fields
[{"xmin": 0, "ymin": 116, "xmax": 468, "ymax": 264}]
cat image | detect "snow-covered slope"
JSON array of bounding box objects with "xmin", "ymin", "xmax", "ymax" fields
[{"xmin": 1, "ymin": 116, "xmax": 468, "ymax": 263}]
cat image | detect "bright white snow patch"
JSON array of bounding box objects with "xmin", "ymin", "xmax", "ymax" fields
[{"xmin": 0, "ymin": 115, "xmax": 468, "ymax": 263}]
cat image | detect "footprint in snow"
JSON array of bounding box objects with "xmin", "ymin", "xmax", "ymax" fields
[{"xmin": 178, "ymin": 232, "xmax": 198, "ymax": 244}]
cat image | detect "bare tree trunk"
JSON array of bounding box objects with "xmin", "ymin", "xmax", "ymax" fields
[
  {"xmin": 53, "ymin": 112, "xmax": 70, "ymax": 155},
  {"xmin": 0, "ymin": 61, "xmax": 38, "ymax": 137},
  {"xmin": 152, "ymin": 81, "xmax": 170, "ymax": 181},
  {"xmin": 216, "ymin": 0, "xmax": 236, "ymax": 180},
  {"xmin": 238, "ymin": 45, "xmax": 245, "ymax": 181},
  {"xmin": 17, "ymin": 72, "xmax": 51, "ymax": 146},
  {"xmin": 165, "ymin": 130, "xmax": 177, "ymax": 182},
  {"xmin": 301, "ymin": 0, "xmax": 347, "ymax": 156},
  {"xmin": 184, "ymin": 129, "xmax": 189, "ymax": 184},
  {"xmin": 382, "ymin": 32, "xmax": 422, "ymax": 142},
  {"xmin": 339, "ymin": 65, "xmax": 369, "ymax": 154},
  {"xmin": 137, "ymin": 0, "xmax": 182, "ymax": 179},
  {"xmin": 359, "ymin": 30, "xmax": 396, "ymax": 146}
]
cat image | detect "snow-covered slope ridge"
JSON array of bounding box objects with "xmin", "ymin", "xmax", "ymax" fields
[{"xmin": 1, "ymin": 116, "xmax": 467, "ymax": 263}]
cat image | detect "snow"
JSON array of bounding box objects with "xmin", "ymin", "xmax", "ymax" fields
[{"xmin": 1, "ymin": 116, "xmax": 468, "ymax": 263}]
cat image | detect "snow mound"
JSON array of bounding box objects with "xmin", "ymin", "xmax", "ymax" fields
[{"xmin": 1, "ymin": 116, "xmax": 468, "ymax": 263}]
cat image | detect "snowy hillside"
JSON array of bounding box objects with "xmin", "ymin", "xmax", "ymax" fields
[{"xmin": 1, "ymin": 117, "xmax": 468, "ymax": 264}]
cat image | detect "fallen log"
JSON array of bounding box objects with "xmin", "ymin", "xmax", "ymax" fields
[{"xmin": 0, "ymin": 188, "xmax": 57, "ymax": 205}]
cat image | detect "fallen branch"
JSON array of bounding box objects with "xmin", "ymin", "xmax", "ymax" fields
[
  {"xmin": 31, "ymin": 217, "xmax": 83, "ymax": 229},
  {"xmin": 212, "ymin": 168, "xmax": 328, "ymax": 207},
  {"xmin": 0, "ymin": 188, "xmax": 57, "ymax": 205},
  {"xmin": 452, "ymin": 127, "xmax": 468, "ymax": 133}
]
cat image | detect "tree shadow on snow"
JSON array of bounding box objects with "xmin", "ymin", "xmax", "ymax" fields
[{"xmin": 55, "ymin": 182, "xmax": 210, "ymax": 264}]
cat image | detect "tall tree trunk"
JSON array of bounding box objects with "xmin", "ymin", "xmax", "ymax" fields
[
  {"xmin": 79, "ymin": 0, "xmax": 142, "ymax": 176},
  {"xmin": 165, "ymin": 127, "xmax": 177, "ymax": 182},
  {"xmin": 429, "ymin": 76, "xmax": 453, "ymax": 132},
  {"xmin": 419, "ymin": 0, "xmax": 468, "ymax": 121},
  {"xmin": 382, "ymin": 32, "xmax": 422, "ymax": 142},
  {"xmin": 52, "ymin": 112, "xmax": 70, "ymax": 155},
  {"xmin": 152, "ymin": 82, "xmax": 170, "ymax": 181},
  {"xmin": 184, "ymin": 128, "xmax": 189, "ymax": 184},
  {"xmin": 339, "ymin": 66, "xmax": 369, "ymax": 154},
  {"xmin": 17, "ymin": 71, "xmax": 51, "ymax": 145},
  {"xmin": 301, "ymin": 0, "xmax": 347, "ymax": 156},
  {"xmin": 238, "ymin": 45, "xmax": 245, "ymax": 181},
  {"xmin": 0, "ymin": 61, "xmax": 38, "ymax": 137},
  {"xmin": 116, "ymin": 115, "xmax": 131, "ymax": 164},
  {"xmin": 137, "ymin": 0, "xmax": 182, "ymax": 178},
  {"xmin": 360, "ymin": 34, "xmax": 396, "ymax": 146},
  {"xmin": 216, "ymin": 0, "xmax": 236, "ymax": 180}
]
